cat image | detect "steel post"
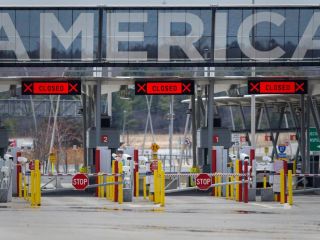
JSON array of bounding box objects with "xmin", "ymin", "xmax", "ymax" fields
[
  {"xmin": 300, "ymin": 95, "xmax": 306, "ymax": 173},
  {"xmin": 264, "ymin": 103, "xmax": 277, "ymax": 159},
  {"xmin": 96, "ymin": 80, "xmax": 101, "ymax": 152},
  {"xmin": 306, "ymin": 97, "xmax": 311, "ymax": 173},
  {"xmin": 191, "ymin": 95, "xmax": 197, "ymax": 168},
  {"xmin": 82, "ymin": 82, "xmax": 87, "ymax": 167},
  {"xmin": 207, "ymin": 80, "xmax": 214, "ymax": 168}
]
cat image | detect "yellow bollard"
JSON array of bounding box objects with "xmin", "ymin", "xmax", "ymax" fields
[
  {"xmin": 18, "ymin": 172, "xmax": 23, "ymax": 198},
  {"xmin": 235, "ymin": 160, "xmax": 240, "ymax": 201},
  {"xmin": 214, "ymin": 175, "xmax": 218, "ymax": 196},
  {"xmin": 293, "ymin": 160, "xmax": 296, "ymax": 174},
  {"xmin": 23, "ymin": 173, "xmax": 27, "ymax": 200},
  {"xmin": 230, "ymin": 176, "xmax": 234, "ymax": 200},
  {"xmin": 30, "ymin": 170, "xmax": 35, "ymax": 206},
  {"xmin": 106, "ymin": 176, "xmax": 109, "ymax": 200},
  {"xmin": 108, "ymin": 176, "xmax": 112, "ymax": 200},
  {"xmin": 143, "ymin": 176, "xmax": 147, "ymax": 199},
  {"xmin": 217, "ymin": 175, "xmax": 222, "ymax": 197},
  {"xmin": 118, "ymin": 162, "xmax": 123, "ymax": 204},
  {"xmin": 280, "ymin": 169, "xmax": 285, "ymax": 204},
  {"xmin": 97, "ymin": 174, "xmax": 101, "ymax": 197},
  {"xmin": 160, "ymin": 170, "xmax": 165, "ymax": 207},
  {"xmin": 111, "ymin": 162, "xmax": 115, "ymax": 201},
  {"xmin": 288, "ymin": 170, "xmax": 293, "ymax": 206},
  {"xmin": 158, "ymin": 161, "xmax": 163, "ymax": 204},
  {"xmin": 135, "ymin": 172, "xmax": 139, "ymax": 197},
  {"xmin": 154, "ymin": 169, "xmax": 159, "ymax": 203},
  {"xmin": 263, "ymin": 176, "xmax": 267, "ymax": 189},
  {"xmin": 101, "ymin": 175, "xmax": 105, "ymax": 198},
  {"xmin": 35, "ymin": 160, "xmax": 41, "ymax": 206},
  {"xmin": 226, "ymin": 176, "xmax": 229, "ymax": 199},
  {"xmin": 149, "ymin": 194, "xmax": 154, "ymax": 201}
]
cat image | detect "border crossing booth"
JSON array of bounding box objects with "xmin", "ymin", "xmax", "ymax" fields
[
  {"xmin": 87, "ymin": 115, "xmax": 120, "ymax": 173},
  {"xmin": 197, "ymin": 127, "xmax": 232, "ymax": 196}
]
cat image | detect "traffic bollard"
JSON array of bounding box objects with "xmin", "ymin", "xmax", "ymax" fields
[
  {"xmin": 118, "ymin": 162, "xmax": 123, "ymax": 204},
  {"xmin": 154, "ymin": 169, "xmax": 158, "ymax": 203},
  {"xmin": 239, "ymin": 161, "xmax": 243, "ymax": 202},
  {"xmin": 143, "ymin": 176, "xmax": 147, "ymax": 200},
  {"xmin": 160, "ymin": 170, "xmax": 165, "ymax": 207},
  {"xmin": 235, "ymin": 160, "xmax": 240, "ymax": 201},
  {"xmin": 101, "ymin": 175, "xmax": 105, "ymax": 198},
  {"xmin": 230, "ymin": 176, "xmax": 234, "ymax": 200},
  {"xmin": 30, "ymin": 170, "xmax": 35, "ymax": 206},
  {"xmin": 35, "ymin": 160, "xmax": 41, "ymax": 206},
  {"xmin": 280, "ymin": 169, "xmax": 285, "ymax": 204},
  {"xmin": 214, "ymin": 175, "xmax": 218, "ymax": 196},
  {"xmin": 212, "ymin": 149, "xmax": 217, "ymax": 196},
  {"xmin": 18, "ymin": 172, "xmax": 23, "ymax": 198},
  {"xmin": 135, "ymin": 172, "xmax": 139, "ymax": 197},
  {"xmin": 288, "ymin": 170, "xmax": 293, "ymax": 205},
  {"xmin": 97, "ymin": 174, "xmax": 101, "ymax": 197},
  {"xmin": 23, "ymin": 173, "xmax": 27, "ymax": 200},
  {"xmin": 226, "ymin": 177, "xmax": 230, "ymax": 199},
  {"xmin": 106, "ymin": 176, "xmax": 109, "ymax": 200},
  {"xmin": 218, "ymin": 175, "xmax": 222, "ymax": 197},
  {"xmin": 244, "ymin": 160, "xmax": 248, "ymax": 203},
  {"xmin": 114, "ymin": 161, "xmax": 119, "ymax": 202},
  {"xmin": 111, "ymin": 162, "xmax": 115, "ymax": 201}
]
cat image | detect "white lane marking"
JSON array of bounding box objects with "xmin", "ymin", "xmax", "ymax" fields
[{"xmin": 249, "ymin": 202, "xmax": 276, "ymax": 209}]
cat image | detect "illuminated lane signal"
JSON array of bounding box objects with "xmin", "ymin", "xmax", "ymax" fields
[
  {"xmin": 135, "ymin": 80, "xmax": 194, "ymax": 95},
  {"xmin": 22, "ymin": 80, "xmax": 81, "ymax": 95},
  {"xmin": 248, "ymin": 80, "xmax": 308, "ymax": 95}
]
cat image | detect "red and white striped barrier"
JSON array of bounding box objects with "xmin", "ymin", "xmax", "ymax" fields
[
  {"xmin": 166, "ymin": 173, "xmax": 249, "ymax": 177},
  {"xmin": 293, "ymin": 174, "xmax": 320, "ymax": 177},
  {"xmin": 25, "ymin": 173, "xmax": 121, "ymax": 177}
]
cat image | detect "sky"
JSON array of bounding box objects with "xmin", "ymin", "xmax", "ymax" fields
[{"xmin": 1, "ymin": 0, "xmax": 320, "ymax": 6}]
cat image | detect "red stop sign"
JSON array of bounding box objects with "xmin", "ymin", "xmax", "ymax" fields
[
  {"xmin": 196, "ymin": 173, "xmax": 212, "ymax": 190},
  {"xmin": 72, "ymin": 173, "xmax": 89, "ymax": 190}
]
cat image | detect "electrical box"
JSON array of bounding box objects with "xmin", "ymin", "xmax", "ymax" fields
[
  {"xmin": 197, "ymin": 127, "xmax": 232, "ymax": 149},
  {"xmin": 87, "ymin": 128, "xmax": 120, "ymax": 149}
]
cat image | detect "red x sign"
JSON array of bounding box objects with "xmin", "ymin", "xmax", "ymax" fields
[
  {"xmin": 249, "ymin": 82, "xmax": 259, "ymax": 93},
  {"xmin": 137, "ymin": 83, "xmax": 146, "ymax": 93},
  {"xmin": 182, "ymin": 83, "xmax": 191, "ymax": 93},
  {"xmin": 295, "ymin": 82, "xmax": 304, "ymax": 92},
  {"xmin": 23, "ymin": 83, "xmax": 33, "ymax": 93},
  {"xmin": 69, "ymin": 83, "xmax": 79, "ymax": 93}
]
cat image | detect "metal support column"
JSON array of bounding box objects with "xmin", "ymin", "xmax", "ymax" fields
[
  {"xmin": 96, "ymin": 80, "xmax": 101, "ymax": 151},
  {"xmin": 207, "ymin": 80, "xmax": 214, "ymax": 168},
  {"xmin": 306, "ymin": 97, "xmax": 311, "ymax": 173},
  {"xmin": 191, "ymin": 95, "xmax": 197, "ymax": 168},
  {"xmin": 240, "ymin": 104, "xmax": 251, "ymax": 146},
  {"xmin": 289, "ymin": 102, "xmax": 301, "ymax": 161},
  {"xmin": 264, "ymin": 103, "xmax": 277, "ymax": 159},
  {"xmin": 82, "ymin": 82, "xmax": 87, "ymax": 167},
  {"xmin": 196, "ymin": 88, "xmax": 201, "ymax": 129},
  {"xmin": 169, "ymin": 96, "xmax": 174, "ymax": 172},
  {"xmin": 271, "ymin": 106, "xmax": 285, "ymax": 159},
  {"xmin": 251, "ymin": 95, "xmax": 256, "ymax": 148},
  {"xmin": 300, "ymin": 95, "xmax": 306, "ymax": 173}
]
